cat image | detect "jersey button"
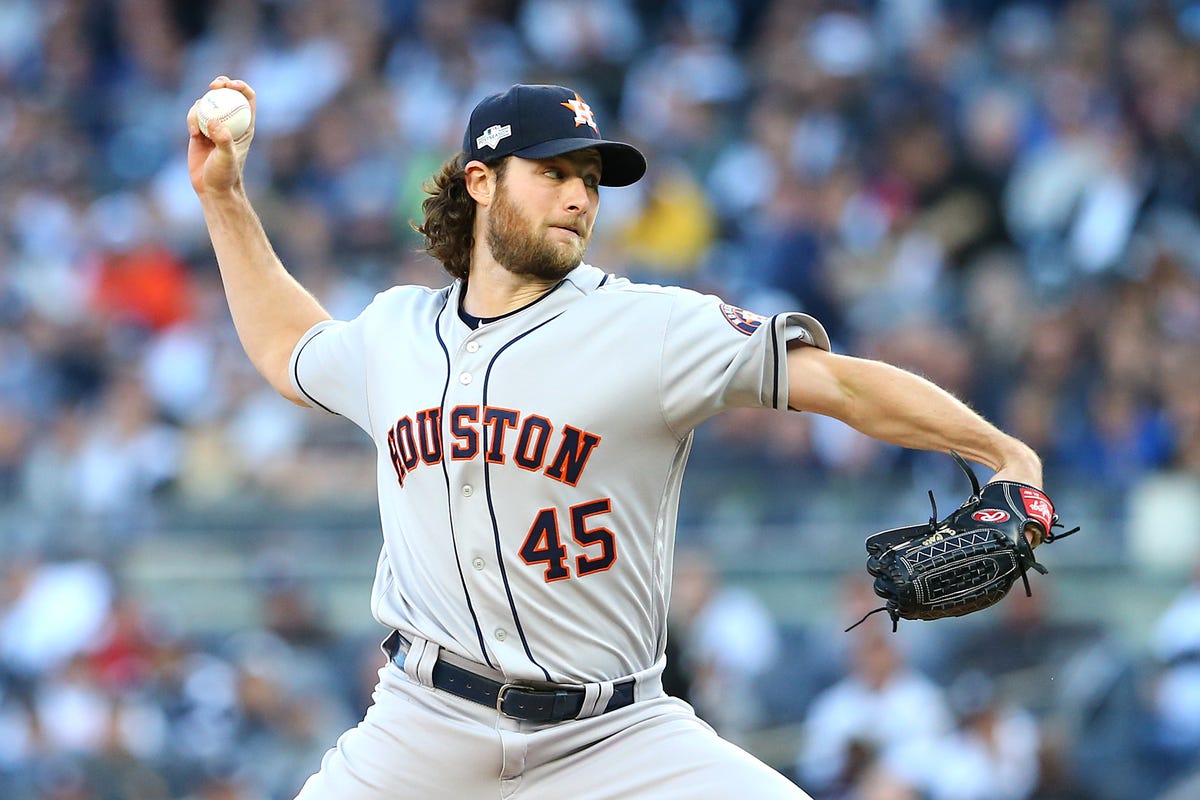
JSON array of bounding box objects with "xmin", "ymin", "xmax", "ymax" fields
[
  {"xmin": 462, "ymin": 485, "xmax": 473, "ymax": 497},
  {"xmin": 459, "ymin": 372, "xmax": 472, "ymax": 385},
  {"xmin": 466, "ymin": 341, "xmax": 480, "ymax": 353},
  {"xmin": 494, "ymin": 629, "xmax": 507, "ymax": 641},
  {"xmin": 472, "ymin": 557, "xmax": 485, "ymax": 571}
]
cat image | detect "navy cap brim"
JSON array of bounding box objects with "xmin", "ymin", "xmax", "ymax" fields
[{"xmin": 512, "ymin": 138, "xmax": 647, "ymax": 187}]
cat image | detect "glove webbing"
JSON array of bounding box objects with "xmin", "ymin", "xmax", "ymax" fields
[{"xmin": 846, "ymin": 487, "xmax": 948, "ymax": 633}]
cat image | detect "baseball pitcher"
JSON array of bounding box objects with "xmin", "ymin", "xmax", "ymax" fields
[{"xmin": 188, "ymin": 77, "xmax": 1061, "ymax": 799}]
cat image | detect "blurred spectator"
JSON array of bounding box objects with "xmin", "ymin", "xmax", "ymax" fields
[
  {"xmin": 0, "ymin": 559, "xmax": 113, "ymax": 682},
  {"xmin": 89, "ymin": 591, "xmax": 164, "ymax": 691},
  {"xmin": 942, "ymin": 584, "xmax": 1103, "ymax": 712},
  {"xmin": 883, "ymin": 670, "xmax": 1041, "ymax": 800},
  {"xmin": 1143, "ymin": 558, "xmax": 1200, "ymax": 794},
  {"xmin": 70, "ymin": 372, "xmax": 182, "ymax": 537},
  {"xmin": 669, "ymin": 548, "xmax": 782, "ymax": 742},
  {"xmin": 795, "ymin": 624, "xmax": 952, "ymax": 798},
  {"xmin": 618, "ymin": 161, "xmax": 717, "ymax": 278},
  {"xmin": 1045, "ymin": 632, "xmax": 1145, "ymax": 800},
  {"xmin": 31, "ymin": 654, "xmax": 116, "ymax": 758},
  {"xmin": 0, "ymin": 677, "xmax": 34, "ymax": 779},
  {"xmin": 517, "ymin": 0, "xmax": 643, "ymax": 73},
  {"xmin": 85, "ymin": 192, "xmax": 196, "ymax": 334},
  {"xmin": 182, "ymin": 772, "xmax": 258, "ymax": 800},
  {"xmin": 227, "ymin": 639, "xmax": 338, "ymax": 798},
  {"xmin": 145, "ymin": 639, "xmax": 243, "ymax": 789}
]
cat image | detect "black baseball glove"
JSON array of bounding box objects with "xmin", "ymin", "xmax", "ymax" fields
[{"xmin": 847, "ymin": 451, "xmax": 1079, "ymax": 632}]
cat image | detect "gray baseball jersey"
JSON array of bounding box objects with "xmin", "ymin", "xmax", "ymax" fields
[{"xmin": 290, "ymin": 264, "xmax": 828, "ymax": 687}]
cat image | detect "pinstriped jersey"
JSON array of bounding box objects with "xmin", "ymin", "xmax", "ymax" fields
[{"xmin": 289, "ymin": 264, "xmax": 829, "ymax": 684}]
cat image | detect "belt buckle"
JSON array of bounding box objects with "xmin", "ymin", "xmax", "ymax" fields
[{"xmin": 496, "ymin": 682, "xmax": 537, "ymax": 717}]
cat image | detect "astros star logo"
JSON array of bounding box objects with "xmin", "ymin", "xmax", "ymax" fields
[
  {"xmin": 561, "ymin": 92, "xmax": 599, "ymax": 131},
  {"xmin": 719, "ymin": 303, "xmax": 768, "ymax": 335}
]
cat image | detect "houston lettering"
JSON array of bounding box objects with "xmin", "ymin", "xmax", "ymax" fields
[{"xmin": 387, "ymin": 405, "xmax": 600, "ymax": 488}]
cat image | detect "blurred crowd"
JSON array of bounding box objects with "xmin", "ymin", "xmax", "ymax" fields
[
  {"xmin": 0, "ymin": 554, "xmax": 375, "ymax": 799},
  {"xmin": 2, "ymin": 0, "xmax": 1200, "ymax": 797},
  {"xmin": 2, "ymin": 547, "xmax": 1199, "ymax": 799}
]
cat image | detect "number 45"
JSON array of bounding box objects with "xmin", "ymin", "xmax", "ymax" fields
[{"xmin": 519, "ymin": 499, "xmax": 616, "ymax": 582}]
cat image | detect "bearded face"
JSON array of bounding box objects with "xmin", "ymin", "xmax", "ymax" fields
[{"xmin": 484, "ymin": 170, "xmax": 590, "ymax": 282}]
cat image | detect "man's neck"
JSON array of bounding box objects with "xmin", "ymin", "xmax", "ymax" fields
[{"xmin": 461, "ymin": 259, "xmax": 564, "ymax": 317}]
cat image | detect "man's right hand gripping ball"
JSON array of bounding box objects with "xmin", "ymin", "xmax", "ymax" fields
[{"xmin": 187, "ymin": 76, "xmax": 256, "ymax": 197}]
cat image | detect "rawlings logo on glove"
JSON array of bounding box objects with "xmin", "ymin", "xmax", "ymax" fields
[{"xmin": 847, "ymin": 451, "xmax": 1079, "ymax": 632}]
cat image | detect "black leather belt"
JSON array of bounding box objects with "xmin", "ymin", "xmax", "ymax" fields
[{"xmin": 386, "ymin": 635, "xmax": 635, "ymax": 723}]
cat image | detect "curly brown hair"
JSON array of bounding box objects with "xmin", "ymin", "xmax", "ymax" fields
[{"xmin": 412, "ymin": 153, "xmax": 507, "ymax": 281}]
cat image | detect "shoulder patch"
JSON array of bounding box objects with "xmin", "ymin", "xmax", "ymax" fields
[{"xmin": 719, "ymin": 303, "xmax": 768, "ymax": 335}]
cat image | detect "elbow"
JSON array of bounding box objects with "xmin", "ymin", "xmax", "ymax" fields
[
  {"xmin": 252, "ymin": 324, "xmax": 326, "ymax": 407},
  {"xmin": 273, "ymin": 374, "xmax": 306, "ymax": 406},
  {"xmin": 268, "ymin": 361, "xmax": 307, "ymax": 407},
  {"xmin": 246, "ymin": 344, "xmax": 307, "ymax": 407},
  {"xmin": 281, "ymin": 390, "xmax": 310, "ymax": 408}
]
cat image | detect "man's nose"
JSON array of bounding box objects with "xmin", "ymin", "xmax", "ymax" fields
[{"xmin": 562, "ymin": 177, "xmax": 591, "ymax": 213}]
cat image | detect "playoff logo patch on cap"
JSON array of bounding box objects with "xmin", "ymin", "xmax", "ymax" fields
[{"xmin": 476, "ymin": 124, "xmax": 512, "ymax": 150}]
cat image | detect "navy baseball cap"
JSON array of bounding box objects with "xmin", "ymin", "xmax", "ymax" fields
[{"xmin": 462, "ymin": 84, "xmax": 647, "ymax": 187}]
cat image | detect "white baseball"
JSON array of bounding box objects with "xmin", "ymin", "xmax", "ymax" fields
[{"xmin": 196, "ymin": 87, "xmax": 252, "ymax": 141}]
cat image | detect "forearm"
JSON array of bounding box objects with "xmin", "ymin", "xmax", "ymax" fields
[
  {"xmin": 200, "ymin": 187, "xmax": 330, "ymax": 402},
  {"xmin": 843, "ymin": 361, "xmax": 1039, "ymax": 478},
  {"xmin": 789, "ymin": 349, "xmax": 1043, "ymax": 485}
]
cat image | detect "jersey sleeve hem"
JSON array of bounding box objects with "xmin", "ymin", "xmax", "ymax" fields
[
  {"xmin": 288, "ymin": 319, "xmax": 343, "ymax": 414},
  {"xmin": 773, "ymin": 312, "xmax": 832, "ymax": 412},
  {"xmin": 781, "ymin": 312, "xmax": 831, "ymax": 352}
]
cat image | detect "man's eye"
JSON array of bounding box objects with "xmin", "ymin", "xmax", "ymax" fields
[
  {"xmin": 545, "ymin": 168, "xmax": 563, "ymax": 179},
  {"xmin": 584, "ymin": 176, "xmax": 600, "ymax": 189}
]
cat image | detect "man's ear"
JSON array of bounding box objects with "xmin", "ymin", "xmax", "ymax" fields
[{"xmin": 464, "ymin": 160, "xmax": 496, "ymax": 206}]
